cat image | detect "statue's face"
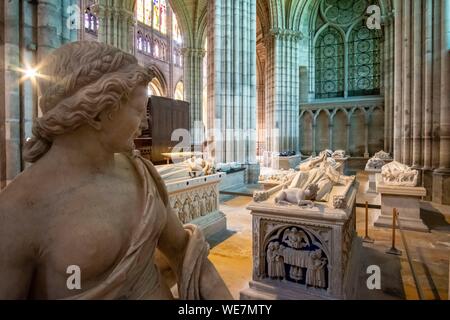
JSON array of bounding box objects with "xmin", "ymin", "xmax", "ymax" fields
[{"xmin": 99, "ymin": 85, "xmax": 148, "ymax": 152}]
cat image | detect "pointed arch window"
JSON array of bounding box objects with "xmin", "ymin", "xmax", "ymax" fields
[
  {"xmin": 84, "ymin": 7, "xmax": 98, "ymax": 35},
  {"xmin": 314, "ymin": 0, "xmax": 381, "ymax": 99},
  {"xmin": 153, "ymin": 0, "xmax": 167, "ymax": 34},
  {"xmin": 173, "ymin": 14, "xmax": 182, "ymax": 44}
]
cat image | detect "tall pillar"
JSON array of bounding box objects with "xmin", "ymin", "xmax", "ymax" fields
[
  {"xmin": 37, "ymin": 0, "xmax": 62, "ymax": 65},
  {"xmin": 383, "ymin": 17, "xmax": 393, "ymax": 153},
  {"xmin": 312, "ymin": 123, "xmax": 317, "ymax": 156},
  {"xmin": 433, "ymin": 0, "xmax": 450, "ymax": 204},
  {"xmin": 328, "ymin": 123, "xmax": 333, "ymax": 150},
  {"xmin": 183, "ymin": 47, "xmax": 205, "ymax": 146},
  {"xmin": 393, "ymin": 0, "xmax": 403, "ymax": 162},
  {"xmin": 256, "ymin": 81, "xmax": 266, "ymax": 155},
  {"xmin": 346, "ymin": 123, "xmax": 351, "ymax": 156},
  {"xmin": 364, "ymin": 115, "xmax": 370, "ymax": 158},
  {"xmin": 401, "ymin": 0, "xmax": 411, "ymax": 165},
  {"xmin": 423, "ymin": 0, "xmax": 434, "ymax": 200},
  {"xmin": 207, "ymin": 0, "xmax": 256, "ymax": 165},
  {"xmin": 264, "ymin": 29, "xmax": 302, "ymax": 153},
  {"xmin": 1, "ymin": 0, "xmax": 21, "ymax": 186},
  {"xmin": 432, "ymin": 0, "xmax": 442, "ymax": 171},
  {"xmin": 411, "ymin": 0, "xmax": 423, "ymax": 169}
]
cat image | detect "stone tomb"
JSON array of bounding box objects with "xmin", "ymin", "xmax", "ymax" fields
[
  {"xmin": 333, "ymin": 157, "xmax": 349, "ymax": 175},
  {"xmin": 158, "ymin": 164, "xmax": 227, "ymax": 238},
  {"xmin": 375, "ymin": 174, "xmax": 428, "ymax": 232},
  {"xmin": 241, "ymin": 182, "xmax": 359, "ymax": 300},
  {"xmin": 271, "ymin": 154, "xmax": 302, "ymax": 170},
  {"xmin": 365, "ymin": 168, "xmax": 380, "ymax": 193}
]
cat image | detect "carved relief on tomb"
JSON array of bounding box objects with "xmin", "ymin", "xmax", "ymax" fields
[
  {"xmin": 253, "ymin": 216, "xmax": 261, "ymax": 277},
  {"xmin": 169, "ymin": 184, "xmax": 219, "ymax": 224},
  {"xmin": 259, "ymin": 220, "xmax": 332, "ymax": 290},
  {"xmin": 341, "ymin": 208, "xmax": 356, "ymax": 274}
]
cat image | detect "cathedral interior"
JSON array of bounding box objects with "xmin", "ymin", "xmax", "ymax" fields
[{"xmin": 0, "ymin": 0, "xmax": 449, "ymax": 300}]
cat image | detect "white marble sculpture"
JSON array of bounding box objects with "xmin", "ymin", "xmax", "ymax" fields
[
  {"xmin": 374, "ymin": 150, "xmax": 392, "ymax": 160},
  {"xmin": 298, "ymin": 151, "xmax": 337, "ymax": 172},
  {"xmin": 264, "ymin": 238, "xmax": 328, "ymax": 288},
  {"xmin": 332, "ymin": 150, "xmax": 346, "ymax": 159},
  {"xmin": 259, "ymin": 169, "xmax": 296, "ymax": 184},
  {"xmin": 381, "ymin": 161, "xmax": 418, "ymax": 187},
  {"xmin": 0, "ymin": 41, "xmax": 231, "ymax": 299},
  {"xmin": 185, "ymin": 157, "xmax": 215, "ymax": 177},
  {"xmin": 274, "ymin": 183, "xmax": 319, "ymax": 207},
  {"xmin": 291, "ymin": 153, "xmax": 354, "ymax": 202},
  {"xmin": 306, "ymin": 249, "xmax": 327, "ymax": 288},
  {"xmin": 365, "ymin": 157, "xmax": 385, "ymax": 171}
]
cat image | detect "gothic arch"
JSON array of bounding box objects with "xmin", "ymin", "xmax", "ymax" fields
[
  {"xmin": 174, "ymin": 80, "xmax": 184, "ymax": 100},
  {"xmin": 147, "ymin": 65, "xmax": 167, "ymax": 96}
]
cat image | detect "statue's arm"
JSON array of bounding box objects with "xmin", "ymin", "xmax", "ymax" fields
[
  {"xmin": 157, "ymin": 207, "xmax": 232, "ymax": 299},
  {"xmin": 0, "ymin": 207, "xmax": 35, "ymax": 299}
]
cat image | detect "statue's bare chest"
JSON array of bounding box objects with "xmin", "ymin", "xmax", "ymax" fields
[{"xmin": 32, "ymin": 174, "xmax": 145, "ymax": 293}]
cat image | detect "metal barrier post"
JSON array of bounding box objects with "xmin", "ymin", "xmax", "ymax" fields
[
  {"xmin": 386, "ymin": 208, "xmax": 402, "ymax": 256},
  {"xmin": 363, "ymin": 201, "xmax": 374, "ymax": 243}
]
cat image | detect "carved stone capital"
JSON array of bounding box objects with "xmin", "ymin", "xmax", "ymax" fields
[{"xmin": 181, "ymin": 47, "xmax": 206, "ymax": 58}]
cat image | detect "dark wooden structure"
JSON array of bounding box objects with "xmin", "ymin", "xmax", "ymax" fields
[{"xmin": 135, "ymin": 96, "xmax": 190, "ymax": 164}]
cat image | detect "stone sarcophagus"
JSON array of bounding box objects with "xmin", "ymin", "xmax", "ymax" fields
[
  {"xmin": 241, "ymin": 181, "xmax": 358, "ymax": 300},
  {"xmin": 158, "ymin": 164, "xmax": 227, "ymax": 238}
]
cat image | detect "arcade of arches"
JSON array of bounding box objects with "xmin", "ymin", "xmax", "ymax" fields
[{"xmin": 0, "ymin": 0, "xmax": 449, "ymax": 300}]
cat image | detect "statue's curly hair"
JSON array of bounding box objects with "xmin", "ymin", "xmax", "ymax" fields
[{"xmin": 23, "ymin": 41, "xmax": 151, "ymax": 163}]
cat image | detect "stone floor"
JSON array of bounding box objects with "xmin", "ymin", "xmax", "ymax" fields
[{"xmin": 207, "ymin": 171, "xmax": 450, "ymax": 300}]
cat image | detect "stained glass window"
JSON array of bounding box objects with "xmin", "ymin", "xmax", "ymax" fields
[
  {"xmin": 314, "ymin": 0, "xmax": 381, "ymax": 99},
  {"xmin": 173, "ymin": 14, "xmax": 182, "ymax": 44},
  {"xmin": 348, "ymin": 22, "xmax": 381, "ymax": 96},
  {"xmin": 137, "ymin": 0, "xmax": 152, "ymax": 26},
  {"xmin": 315, "ymin": 26, "xmax": 345, "ymax": 99},
  {"xmin": 137, "ymin": 32, "xmax": 143, "ymax": 51},
  {"xmin": 84, "ymin": 7, "xmax": 98, "ymax": 34},
  {"xmin": 137, "ymin": 0, "xmax": 144, "ymax": 23},
  {"xmin": 153, "ymin": 0, "xmax": 167, "ymax": 34},
  {"xmin": 160, "ymin": 0, "xmax": 167, "ymax": 34}
]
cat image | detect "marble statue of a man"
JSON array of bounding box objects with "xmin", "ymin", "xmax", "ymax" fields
[
  {"xmin": 0, "ymin": 41, "xmax": 232, "ymax": 300},
  {"xmin": 290, "ymin": 152, "xmax": 353, "ymax": 201}
]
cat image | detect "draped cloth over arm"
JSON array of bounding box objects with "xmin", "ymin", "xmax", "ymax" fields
[{"xmin": 177, "ymin": 224, "xmax": 210, "ymax": 300}]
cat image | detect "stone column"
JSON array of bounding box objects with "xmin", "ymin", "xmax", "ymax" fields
[
  {"xmin": 256, "ymin": 81, "xmax": 266, "ymax": 155},
  {"xmin": 264, "ymin": 29, "xmax": 302, "ymax": 153},
  {"xmin": 411, "ymin": 0, "xmax": 423, "ymax": 169},
  {"xmin": 364, "ymin": 114, "xmax": 369, "ymax": 158},
  {"xmin": 431, "ymin": 0, "xmax": 442, "ymax": 171},
  {"xmin": 433, "ymin": 0, "xmax": 450, "ymax": 204},
  {"xmin": 112, "ymin": 10, "xmax": 119, "ymax": 48},
  {"xmin": 1, "ymin": 0, "xmax": 21, "ymax": 186},
  {"xmin": 328, "ymin": 123, "xmax": 333, "ymax": 150},
  {"xmin": 127, "ymin": 14, "xmax": 135, "ymax": 55},
  {"xmin": 183, "ymin": 47, "xmax": 205, "ymax": 146},
  {"xmin": 346, "ymin": 123, "xmax": 351, "ymax": 156},
  {"xmin": 393, "ymin": 0, "xmax": 403, "ymax": 162},
  {"xmin": 0, "ymin": 0, "xmax": 4, "ymax": 188},
  {"xmin": 97, "ymin": 5, "xmax": 108, "ymax": 44},
  {"xmin": 422, "ymin": 0, "xmax": 434, "ymax": 200},
  {"xmin": 437, "ymin": 0, "xmax": 450, "ymax": 171},
  {"xmin": 401, "ymin": 0, "xmax": 411, "ymax": 165},
  {"xmin": 312, "ymin": 123, "xmax": 317, "ymax": 156},
  {"xmin": 207, "ymin": 0, "xmax": 257, "ymax": 165},
  {"xmin": 383, "ymin": 17, "xmax": 392, "ymax": 153},
  {"xmin": 37, "ymin": 0, "xmax": 62, "ymax": 65}
]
